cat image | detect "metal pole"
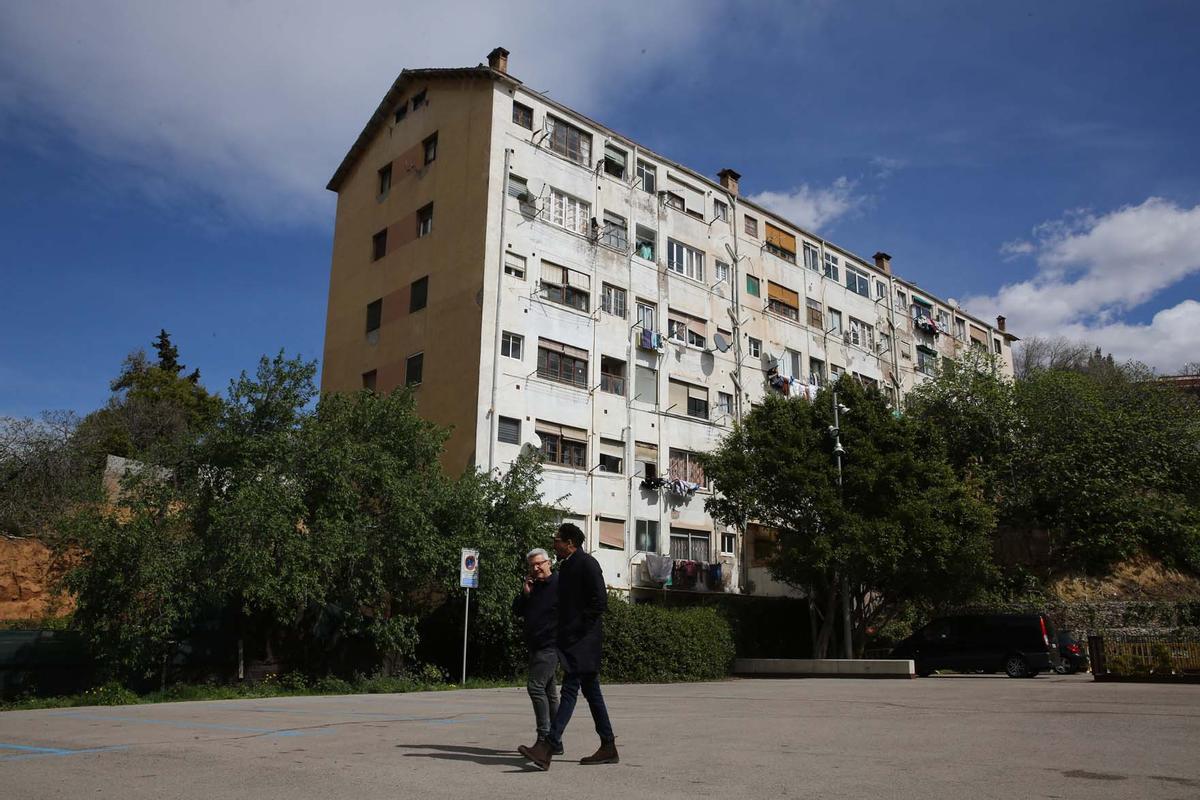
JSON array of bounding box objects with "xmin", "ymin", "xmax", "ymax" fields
[
  {"xmin": 833, "ymin": 391, "xmax": 852, "ymax": 659},
  {"xmin": 461, "ymin": 587, "xmax": 470, "ymax": 684}
]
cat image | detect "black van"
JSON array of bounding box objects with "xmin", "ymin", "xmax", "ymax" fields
[{"xmin": 890, "ymin": 614, "xmax": 1059, "ymax": 678}]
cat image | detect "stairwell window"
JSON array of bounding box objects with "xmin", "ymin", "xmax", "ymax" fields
[
  {"xmin": 405, "ymin": 352, "xmax": 423, "ymax": 386},
  {"xmin": 824, "ymin": 252, "xmax": 839, "ymax": 281},
  {"xmin": 417, "ymin": 203, "xmax": 434, "ymax": 237},
  {"xmin": 667, "ymin": 239, "xmax": 704, "ymax": 282},
  {"xmin": 714, "ymin": 199, "xmax": 729, "ymax": 222},
  {"xmin": 501, "ymin": 331, "xmax": 523, "ymax": 360},
  {"xmin": 361, "ymin": 370, "xmax": 377, "ymax": 391},
  {"xmin": 377, "ymin": 164, "xmax": 392, "ymax": 197},
  {"xmin": 546, "ymin": 115, "xmax": 592, "ymax": 166},
  {"xmin": 423, "ymin": 132, "xmax": 438, "ymax": 165},
  {"xmin": 803, "ymin": 242, "xmax": 820, "ymax": 272},
  {"xmin": 715, "ymin": 260, "xmax": 730, "ymax": 285},
  {"xmin": 549, "ymin": 188, "xmax": 590, "ymax": 236},
  {"xmin": 366, "ymin": 299, "xmax": 382, "ymax": 334},
  {"xmin": 601, "ymin": 283, "xmax": 627, "ymax": 318},
  {"xmin": 410, "ymin": 276, "xmax": 428, "ymax": 312},
  {"xmin": 636, "ymin": 160, "xmax": 656, "ymax": 193},
  {"xmin": 746, "ymin": 275, "xmax": 761, "ymax": 297},
  {"xmin": 512, "ymin": 102, "xmax": 533, "ymax": 129},
  {"xmin": 372, "ymin": 229, "xmax": 387, "ymax": 261}
]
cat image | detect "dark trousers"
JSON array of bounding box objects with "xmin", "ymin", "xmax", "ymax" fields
[
  {"xmin": 548, "ymin": 671, "xmax": 614, "ymax": 746},
  {"xmin": 526, "ymin": 646, "xmax": 560, "ymax": 737}
]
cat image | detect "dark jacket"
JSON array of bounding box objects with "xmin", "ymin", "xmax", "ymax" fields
[
  {"xmin": 512, "ymin": 573, "xmax": 558, "ymax": 651},
  {"xmin": 555, "ymin": 549, "xmax": 607, "ymax": 673}
]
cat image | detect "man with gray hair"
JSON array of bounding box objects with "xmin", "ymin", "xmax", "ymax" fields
[{"xmin": 512, "ymin": 547, "xmax": 561, "ymax": 753}]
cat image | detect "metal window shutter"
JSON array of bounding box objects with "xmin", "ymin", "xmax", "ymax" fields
[
  {"xmin": 537, "ymin": 337, "xmax": 588, "ymax": 361},
  {"xmin": 767, "ymin": 282, "xmax": 800, "ymax": 307},
  {"xmin": 599, "ymin": 518, "xmax": 625, "ymax": 549},
  {"xmin": 764, "ymin": 223, "xmax": 796, "ymax": 253},
  {"xmin": 634, "ymin": 441, "xmax": 658, "ymax": 460},
  {"xmin": 599, "ymin": 439, "xmax": 624, "ymax": 458},
  {"xmin": 497, "ymin": 417, "xmax": 520, "ymax": 444},
  {"xmin": 687, "ymin": 384, "xmax": 707, "ymax": 401},
  {"xmin": 541, "ymin": 261, "xmax": 564, "ymax": 284},
  {"xmin": 668, "ymin": 380, "xmax": 688, "ymax": 410}
]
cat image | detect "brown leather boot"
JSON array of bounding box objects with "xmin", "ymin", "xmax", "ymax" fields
[
  {"xmin": 517, "ymin": 739, "xmax": 554, "ymax": 771},
  {"xmin": 580, "ymin": 738, "xmax": 619, "ymax": 765}
]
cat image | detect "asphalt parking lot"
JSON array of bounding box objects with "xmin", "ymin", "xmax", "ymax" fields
[{"xmin": 2, "ymin": 673, "xmax": 1198, "ymax": 800}]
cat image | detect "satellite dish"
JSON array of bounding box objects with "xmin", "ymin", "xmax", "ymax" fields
[{"xmin": 713, "ymin": 332, "xmax": 731, "ymax": 353}]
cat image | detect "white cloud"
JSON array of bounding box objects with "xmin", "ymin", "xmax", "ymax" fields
[
  {"xmin": 747, "ymin": 176, "xmax": 865, "ymax": 233},
  {"xmin": 0, "ymin": 0, "xmax": 724, "ymax": 226},
  {"xmin": 967, "ymin": 198, "xmax": 1200, "ymax": 371},
  {"xmin": 999, "ymin": 239, "xmax": 1035, "ymax": 259}
]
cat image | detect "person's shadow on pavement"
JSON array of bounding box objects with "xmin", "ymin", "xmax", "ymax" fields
[{"xmin": 396, "ymin": 743, "xmax": 540, "ymax": 772}]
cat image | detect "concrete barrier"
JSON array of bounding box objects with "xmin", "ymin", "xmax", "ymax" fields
[{"xmin": 734, "ymin": 658, "xmax": 915, "ymax": 678}]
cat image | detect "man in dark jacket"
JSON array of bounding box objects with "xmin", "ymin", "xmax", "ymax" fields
[
  {"xmin": 512, "ymin": 547, "xmax": 560, "ymax": 752},
  {"xmin": 519, "ymin": 523, "xmax": 617, "ymax": 771}
]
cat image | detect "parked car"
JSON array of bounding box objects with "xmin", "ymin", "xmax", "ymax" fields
[
  {"xmin": 890, "ymin": 613, "xmax": 1059, "ymax": 678},
  {"xmin": 1055, "ymin": 630, "xmax": 1088, "ymax": 674}
]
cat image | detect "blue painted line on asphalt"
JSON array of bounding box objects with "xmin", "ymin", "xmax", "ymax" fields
[
  {"xmin": 0, "ymin": 743, "xmax": 128, "ymax": 763},
  {"xmin": 49, "ymin": 712, "xmax": 323, "ymax": 737}
]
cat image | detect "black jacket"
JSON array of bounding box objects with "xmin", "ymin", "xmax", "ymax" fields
[
  {"xmin": 512, "ymin": 573, "xmax": 558, "ymax": 651},
  {"xmin": 555, "ymin": 549, "xmax": 607, "ymax": 673}
]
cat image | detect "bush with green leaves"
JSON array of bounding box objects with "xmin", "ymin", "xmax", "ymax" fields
[{"xmin": 600, "ymin": 600, "xmax": 734, "ymax": 683}]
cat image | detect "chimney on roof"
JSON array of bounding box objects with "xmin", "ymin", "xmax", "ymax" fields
[
  {"xmin": 717, "ymin": 168, "xmax": 741, "ymax": 197},
  {"xmin": 487, "ymin": 47, "xmax": 510, "ymax": 74},
  {"xmin": 997, "ymin": 315, "xmax": 1007, "ymax": 332},
  {"xmin": 873, "ymin": 251, "xmax": 892, "ymax": 275}
]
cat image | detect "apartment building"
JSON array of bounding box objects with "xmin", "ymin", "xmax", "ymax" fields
[{"xmin": 321, "ymin": 48, "xmax": 1017, "ymax": 598}]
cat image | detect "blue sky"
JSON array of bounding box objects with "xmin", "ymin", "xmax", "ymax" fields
[{"xmin": 2, "ymin": 0, "xmax": 1198, "ymax": 418}]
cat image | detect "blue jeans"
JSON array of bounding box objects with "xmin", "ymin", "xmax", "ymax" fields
[{"xmin": 548, "ymin": 672, "xmax": 614, "ymax": 746}]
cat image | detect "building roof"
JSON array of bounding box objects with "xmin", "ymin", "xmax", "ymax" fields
[{"xmin": 325, "ymin": 66, "xmax": 519, "ymax": 192}]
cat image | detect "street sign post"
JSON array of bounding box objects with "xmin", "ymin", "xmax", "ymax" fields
[{"xmin": 460, "ymin": 549, "xmax": 479, "ymax": 683}]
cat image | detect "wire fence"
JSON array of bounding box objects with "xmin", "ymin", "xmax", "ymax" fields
[{"xmin": 1091, "ymin": 633, "xmax": 1200, "ymax": 676}]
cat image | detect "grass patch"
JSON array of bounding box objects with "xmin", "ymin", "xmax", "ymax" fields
[{"xmin": 0, "ymin": 675, "xmax": 520, "ymax": 713}]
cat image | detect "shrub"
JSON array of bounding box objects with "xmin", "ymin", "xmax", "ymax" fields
[{"xmin": 601, "ymin": 599, "xmax": 734, "ymax": 683}]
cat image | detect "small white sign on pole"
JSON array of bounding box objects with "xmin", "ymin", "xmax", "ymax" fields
[{"xmin": 460, "ymin": 548, "xmax": 479, "ymax": 589}]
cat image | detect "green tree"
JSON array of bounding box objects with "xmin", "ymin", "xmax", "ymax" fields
[{"xmin": 702, "ymin": 377, "xmax": 995, "ymax": 657}]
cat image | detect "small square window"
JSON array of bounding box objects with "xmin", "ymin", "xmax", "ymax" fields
[
  {"xmin": 366, "ymin": 299, "xmax": 382, "ymax": 334},
  {"xmin": 405, "ymin": 352, "xmax": 424, "ymax": 386},
  {"xmin": 501, "ymin": 331, "xmax": 523, "ymax": 360},
  {"xmin": 372, "ymin": 229, "xmax": 387, "ymax": 261},
  {"xmin": 423, "ymin": 132, "xmax": 438, "ymax": 165},
  {"xmin": 714, "ymin": 199, "xmax": 729, "ymax": 222},
  {"xmin": 748, "ymin": 337, "xmax": 762, "ymax": 358},
  {"xmin": 635, "ymin": 519, "xmax": 659, "ymax": 552},
  {"xmin": 498, "ymin": 416, "xmax": 521, "ymax": 444},
  {"xmin": 411, "ymin": 89, "xmax": 427, "ymax": 110},
  {"xmin": 394, "ymin": 102, "xmax": 408, "ymax": 123},
  {"xmin": 377, "ymin": 164, "xmax": 392, "ymax": 196},
  {"xmin": 746, "ymin": 275, "xmax": 760, "ymax": 297},
  {"xmin": 410, "ymin": 276, "xmax": 428, "ymax": 313},
  {"xmin": 504, "ymin": 252, "xmax": 526, "ymax": 279},
  {"xmin": 634, "ymin": 225, "xmax": 656, "ymax": 261},
  {"xmin": 636, "ymin": 160, "xmax": 656, "ymax": 194},
  {"xmin": 361, "ymin": 370, "xmax": 377, "ymax": 391},
  {"xmin": 417, "ymin": 203, "xmax": 433, "ymax": 237},
  {"xmin": 721, "ymin": 531, "xmax": 736, "ymax": 555},
  {"xmin": 513, "ymin": 102, "xmax": 533, "ymax": 129},
  {"xmin": 744, "ymin": 215, "xmax": 758, "ymax": 237}
]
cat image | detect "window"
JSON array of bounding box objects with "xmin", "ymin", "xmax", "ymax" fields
[
  {"xmin": 767, "ymin": 282, "xmax": 800, "ymax": 321},
  {"xmin": 366, "ymin": 298, "xmax": 382, "ymax": 334},
  {"xmin": 634, "ymin": 225, "xmax": 656, "ymax": 260},
  {"xmin": 538, "ymin": 423, "xmax": 587, "ymax": 469},
  {"xmin": 636, "ymin": 442, "xmax": 658, "ymax": 480},
  {"xmin": 669, "ymin": 448, "xmax": 706, "ymax": 486},
  {"xmin": 803, "ymin": 242, "xmax": 820, "ymax": 272},
  {"xmin": 598, "ymin": 441, "xmax": 624, "ymax": 475},
  {"xmin": 537, "ymin": 339, "xmax": 589, "ymax": 388},
  {"xmin": 786, "ymin": 349, "xmax": 802, "ymax": 379},
  {"xmin": 764, "ymin": 223, "xmax": 797, "ymax": 264},
  {"xmin": 667, "ymin": 310, "xmax": 706, "ymax": 348},
  {"xmin": 955, "ymin": 318, "xmax": 967, "ymax": 340},
  {"xmin": 875, "ymin": 279, "xmax": 887, "ymax": 300},
  {"xmin": 828, "ymin": 308, "xmax": 842, "ymax": 335},
  {"xmin": 600, "ymin": 211, "xmax": 628, "ymax": 251},
  {"xmin": 716, "ymin": 392, "xmax": 733, "ymax": 418},
  {"xmin": 405, "ymin": 352, "xmax": 424, "ymax": 386},
  {"xmin": 634, "ymin": 365, "xmax": 657, "ymax": 404},
  {"xmin": 545, "ymin": 115, "xmax": 592, "ymax": 166},
  {"xmin": 937, "ymin": 309, "xmax": 951, "ymax": 331},
  {"xmin": 670, "ymin": 528, "xmax": 710, "ymax": 561},
  {"xmin": 512, "ymin": 102, "xmax": 533, "ymax": 129},
  {"xmin": 746, "ymin": 275, "xmax": 761, "ymax": 297},
  {"xmin": 744, "ymin": 215, "xmax": 758, "ymax": 237},
  {"xmin": 750, "ymin": 524, "xmax": 777, "ymax": 566},
  {"xmin": 422, "ymin": 132, "xmax": 438, "ymax": 165},
  {"xmin": 600, "ymin": 355, "xmax": 626, "ymax": 396},
  {"xmin": 667, "ymin": 239, "xmax": 705, "ymax": 281},
  {"xmin": 715, "ymin": 260, "xmax": 730, "ymax": 284},
  {"xmin": 504, "ymin": 252, "xmax": 526, "ymax": 279},
  {"xmin": 595, "ymin": 517, "xmax": 624, "ymax": 551},
  {"xmin": 501, "ymin": 331, "xmax": 523, "ymax": 360},
  {"xmin": 848, "ymin": 317, "xmax": 874, "ymax": 349},
  {"xmin": 809, "ymin": 357, "xmax": 826, "ymax": 385},
  {"xmin": 896, "ymin": 289, "xmax": 908, "ymax": 313},
  {"xmin": 410, "ymin": 89, "xmax": 427, "ymax": 110},
  {"xmin": 394, "ymin": 102, "xmax": 408, "ymax": 123},
  {"xmin": 830, "ymin": 363, "xmax": 845, "ymax": 379},
  {"xmin": 377, "ymin": 164, "xmax": 392, "ymax": 196},
  {"xmin": 721, "ymin": 531, "xmax": 736, "ymax": 555},
  {"xmin": 917, "ymin": 348, "xmax": 937, "ymax": 375},
  {"xmin": 664, "ymin": 191, "xmax": 685, "ymax": 211},
  {"xmin": 714, "ymin": 199, "xmax": 729, "ymax": 222},
  {"xmin": 603, "ymin": 144, "xmax": 627, "ymax": 179},
  {"xmin": 408, "ymin": 276, "xmax": 428, "ymax": 312},
  {"xmin": 823, "ymin": 252, "xmax": 840, "ymax": 281},
  {"xmin": 635, "ymin": 520, "xmax": 659, "ymax": 552},
  {"xmin": 636, "ymin": 160, "xmax": 656, "ymax": 193},
  {"xmin": 845, "ymin": 264, "xmax": 870, "ymax": 297},
  {"xmin": 498, "ymin": 416, "xmax": 521, "ymax": 444},
  {"xmin": 601, "ymin": 283, "xmax": 627, "ymax": 318},
  {"xmin": 748, "ymin": 337, "xmax": 762, "ymax": 358},
  {"xmin": 540, "ymin": 261, "xmax": 590, "ymax": 312},
  {"xmin": 806, "ymin": 297, "xmax": 823, "ymax": 329},
  {"xmin": 507, "ymin": 173, "xmax": 528, "ymax": 198},
  {"xmin": 372, "ymin": 229, "xmax": 387, "ymax": 261},
  {"xmin": 417, "ymin": 203, "xmax": 433, "ymax": 237},
  {"xmin": 636, "ymin": 300, "xmax": 656, "ymax": 333},
  {"xmin": 549, "ymin": 188, "xmax": 591, "ymax": 235},
  {"xmin": 880, "ymin": 332, "xmax": 892, "ymax": 355},
  {"xmin": 994, "ymin": 338, "xmax": 1003, "ymax": 354},
  {"xmin": 361, "ymin": 370, "xmax": 377, "ymax": 391},
  {"xmin": 670, "ymin": 379, "xmax": 709, "ymax": 420}
]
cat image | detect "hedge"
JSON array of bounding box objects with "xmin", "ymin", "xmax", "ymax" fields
[{"xmin": 600, "ymin": 600, "xmax": 734, "ymax": 683}]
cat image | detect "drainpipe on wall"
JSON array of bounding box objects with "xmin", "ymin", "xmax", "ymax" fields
[{"xmin": 486, "ymin": 147, "xmax": 514, "ymax": 474}]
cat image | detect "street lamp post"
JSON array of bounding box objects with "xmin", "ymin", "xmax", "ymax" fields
[{"xmin": 831, "ymin": 390, "xmax": 853, "ymax": 660}]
